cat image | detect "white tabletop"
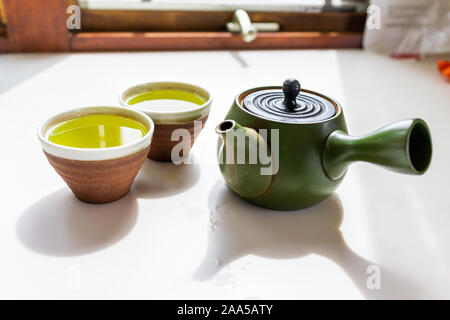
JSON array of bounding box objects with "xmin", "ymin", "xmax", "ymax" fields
[{"xmin": 0, "ymin": 50, "xmax": 449, "ymax": 299}]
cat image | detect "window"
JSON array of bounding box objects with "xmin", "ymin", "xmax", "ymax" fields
[
  {"xmin": 0, "ymin": 0, "xmax": 368, "ymax": 52},
  {"xmin": 78, "ymin": 0, "xmax": 367, "ymax": 32},
  {"xmin": 81, "ymin": 0, "xmax": 362, "ymax": 12}
]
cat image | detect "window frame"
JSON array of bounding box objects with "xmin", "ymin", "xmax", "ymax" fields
[{"xmin": 0, "ymin": 0, "xmax": 366, "ymax": 53}]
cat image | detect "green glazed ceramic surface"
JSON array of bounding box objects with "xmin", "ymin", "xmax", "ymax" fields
[{"xmin": 216, "ymin": 80, "xmax": 432, "ymax": 210}]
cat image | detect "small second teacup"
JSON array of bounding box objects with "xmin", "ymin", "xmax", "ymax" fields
[
  {"xmin": 119, "ymin": 81, "xmax": 212, "ymax": 162},
  {"xmin": 37, "ymin": 106, "xmax": 154, "ymax": 204}
]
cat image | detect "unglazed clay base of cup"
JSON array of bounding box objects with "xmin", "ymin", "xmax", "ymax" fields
[
  {"xmin": 149, "ymin": 113, "xmax": 209, "ymax": 162},
  {"xmin": 38, "ymin": 106, "xmax": 154, "ymax": 204},
  {"xmin": 44, "ymin": 146, "xmax": 150, "ymax": 204}
]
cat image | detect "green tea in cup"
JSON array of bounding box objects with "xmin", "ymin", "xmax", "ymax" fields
[
  {"xmin": 127, "ymin": 89, "xmax": 206, "ymax": 112},
  {"xmin": 48, "ymin": 114, "xmax": 148, "ymax": 148},
  {"xmin": 38, "ymin": 106, "xmax": 154, "ymax": 203},
  {"xmin": 119, "ymin": 81, "xmax": 212, "ymax": 161}
]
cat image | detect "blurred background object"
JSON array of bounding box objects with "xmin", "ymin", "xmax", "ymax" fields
[
  {"xmin": 364, "ymin": 0, "xmax": 450, "ymax": 58},
  {"xmin": 0, "ymin": 0, "xmax": 6, "ymax": 35},
  {"xmin": 438, "ymin": 59, "xmax": 450, "ymax": 81}
]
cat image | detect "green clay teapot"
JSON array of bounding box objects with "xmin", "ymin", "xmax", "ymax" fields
[{"xmin": 216, "ymin": 79, "xmax": 432, "ymax": 210}]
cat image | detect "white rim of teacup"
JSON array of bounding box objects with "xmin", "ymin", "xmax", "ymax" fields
[
  {"xmin": 119, "ymin": 81, "xmax": 212, "ymax": 124},
  {"xmin": 37, "ymin": 106, "xmax": 154, "ymax": 161}
]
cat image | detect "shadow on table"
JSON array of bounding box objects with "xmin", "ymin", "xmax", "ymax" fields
[
  {"xmin": 229, "ymin": 51, "xmax": 250, "ymax": 68},
  {"xmin": 16, "ymin": 156, "xmax": 201, "ymax": 256},
  {"xmin": 132, "ymin": 157, "xmax": 201, "ymax": 199},
  {"xmin": 16, "ymin": 189, "xmax": 138, "ymax": 257},
  {"xmin": 194, "ymin": 181, "xmax": 423, "ymax": 299}
]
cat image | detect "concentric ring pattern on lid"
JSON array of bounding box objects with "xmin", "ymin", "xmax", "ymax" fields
[{"xmin": 242, "ymin": 79, "xmax": 336, "ymax": 123}]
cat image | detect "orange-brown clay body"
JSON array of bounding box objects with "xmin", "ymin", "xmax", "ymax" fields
[
  {"xmin": 149, "ymin": 114, "xmax": 208, "ymax": 162},
  {"xmin": 44, "ymin": 146, "xmax": 150, "ymax": 204}
]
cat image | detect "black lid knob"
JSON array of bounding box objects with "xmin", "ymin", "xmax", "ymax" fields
[{"xmin": 283, "ymin": 78, "xmax": 301, "ymax": 110}]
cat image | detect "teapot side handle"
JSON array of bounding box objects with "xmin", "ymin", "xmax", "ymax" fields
[{"xmin": 322, "ymin": 119, "xmax": 432, "ymax": 180}]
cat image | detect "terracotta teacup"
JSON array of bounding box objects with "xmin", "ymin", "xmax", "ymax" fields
[
  {"xmin": 119, "ymin": 81, "xmax": 212, "ymax": 162},
  {"xmin": 37, "ymin": 106, "xmax": 154, "ymax": 204}
]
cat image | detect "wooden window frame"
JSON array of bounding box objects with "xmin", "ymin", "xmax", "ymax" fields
[{"xmin": 0, "ymin": 0, "xmax": 366, "ymax": 53}]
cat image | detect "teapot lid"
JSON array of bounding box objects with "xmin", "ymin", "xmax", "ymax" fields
[{"xmin": 242, "ymin": 79, "xmax": 336, "ymax": 123}]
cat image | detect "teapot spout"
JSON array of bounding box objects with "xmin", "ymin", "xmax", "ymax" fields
[
  {"xmin": 322, "ymin": 119, "xmax": 432, "ymax": 180},
  {"xmin": 215, "ymin": 120, "xmax": 275, "ymax": 199},
  {"xmin": 216, "ymin": 120, "xmax": 240, "ymax": 136}
]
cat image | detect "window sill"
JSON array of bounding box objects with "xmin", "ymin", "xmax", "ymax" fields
[{"xmin": 70, "ymin": 31, "xmax": 362, "ymax": 51}]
